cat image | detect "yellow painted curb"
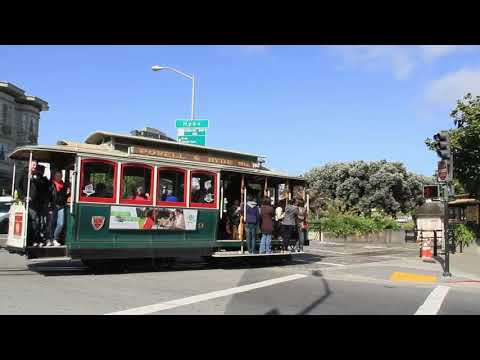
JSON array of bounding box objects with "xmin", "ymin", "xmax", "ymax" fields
[{"xmin": 389, "ymin": 272, "xmax": 437, "ymax": 283}]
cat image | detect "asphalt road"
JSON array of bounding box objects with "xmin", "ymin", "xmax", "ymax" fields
[{"xmin": 1, "ymin": 242, "xmax": 480, "ymax": 315}]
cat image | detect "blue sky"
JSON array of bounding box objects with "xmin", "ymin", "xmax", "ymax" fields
[{"xmin": 2, "ymin": 45, "xmax": 480, "ymax": 177}]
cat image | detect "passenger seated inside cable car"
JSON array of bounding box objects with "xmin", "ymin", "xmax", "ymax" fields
[
  {"xmin": 131, "ymin": 186, "xmax": 150, "ymax": 200},
  {"xmin": 191, "ymin": 176, "xmax": 214, "ymax": 204},
  {"xmin": 161, "ymin": 188, "xmax": 177, "ymax": 202}
]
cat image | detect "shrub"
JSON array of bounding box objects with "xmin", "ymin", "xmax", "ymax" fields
[
  {"xmin": 317, "ymin": 213, "xmax": 399, "ymax": 237},
  {"xmin": 452, "ymin": 224, "xmax": 476, "ymax": 252},
  {"xmin": 401, "ymin": 221, "xmax": 415, "ymax": 231}
]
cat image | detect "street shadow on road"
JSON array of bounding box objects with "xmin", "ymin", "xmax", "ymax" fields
[
  {"xmin": 264, "ymin": 270, "xmax": 332, "ymax": 315},
  {"xmin": 25, "ymin": 253, "xmax": 328, "ymax": 276}
]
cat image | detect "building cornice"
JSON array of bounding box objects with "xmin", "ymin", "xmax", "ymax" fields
[{"xmin": 0, "ymin": 81, "xmax": 49, "ymax": 112}]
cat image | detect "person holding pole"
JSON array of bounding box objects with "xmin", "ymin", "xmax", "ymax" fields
[
  {"xmin": 259, "ymin": 197, "xmax": 274, "ymax": 254},
  {"xmin": 244, "ymin": 195, "xmax": 260, "ymax": 254},
  {"xmin": 281, "ymin": 199, "xmax": 299, "ymax": 253},
  {"xmin": 296, "ymin": 199, "xmax": 307, "ymax": 252}
]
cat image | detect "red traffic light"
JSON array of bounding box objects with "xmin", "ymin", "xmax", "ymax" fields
[{"xmin": 423, "ymin": 185, "xmax": 439, "ymax": 199}]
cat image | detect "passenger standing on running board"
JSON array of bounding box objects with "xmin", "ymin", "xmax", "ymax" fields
[
  {"xmin": 274, "ymin": 200, "xmax": 285, "ymax": 240},
  {"xmin": 259, "ymin": 197, "xmax": 274, "ymax": 254},
  {"xmin": 19, "ymin": 162, "xmax": 50, "ymax": 247},
  {"xmin": 281, "ymin": 199, "xmax": 298, "ymax": 253},
  {"xmin": 244, "ymin": 195, "xmax": 260, "ymax": 254},
  {"xmin": 296, "ymin": 199, "xmax": 307, "ymax": 252},
  {"xmin": 46, "ymin": 170, "xmax": 69, "ymax": 247}
]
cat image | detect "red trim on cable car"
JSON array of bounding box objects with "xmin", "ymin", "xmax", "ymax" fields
[
  {"xmin": 156, "ymin": 167, "xmax": 187, "ymax": 208},
  {"xmin": 189, "ymin": 170, "xmax": 217, "ymax": 209},
  {"xmin": 119, "ymin": 163, "xmax": 154, "ymax": 206},
  {"xmin": 79, "ymin": 159, "xmax": 117, "ymax": 204}
]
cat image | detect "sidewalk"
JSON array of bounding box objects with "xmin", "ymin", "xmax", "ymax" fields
[{"xmin": 448, "ymin": 241, "xmax": 480, "ymax": 280}]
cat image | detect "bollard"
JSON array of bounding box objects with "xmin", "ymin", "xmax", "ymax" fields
[{"xmin": 433, "ymin": 231, "xmax": 438, "ymax": 257}]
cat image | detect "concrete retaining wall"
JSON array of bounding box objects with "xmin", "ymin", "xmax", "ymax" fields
[{"xmin": 308, "ymin": 230, "xmax": 406, "ymax": 244}]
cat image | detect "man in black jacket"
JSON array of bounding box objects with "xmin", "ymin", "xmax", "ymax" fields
[{"xmin": 18, "ymin": 162, "xmax": 51, "ymax": 246}]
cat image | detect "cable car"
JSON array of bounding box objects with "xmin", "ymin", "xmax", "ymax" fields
[{"xmin": 5, "ymin": 130, "xmax": 308, "ymax": 269}]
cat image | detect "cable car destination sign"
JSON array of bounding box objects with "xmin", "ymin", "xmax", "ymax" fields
[{"xmin": 130, "ymin": 146, "xmax": 257, "ymax": 169}]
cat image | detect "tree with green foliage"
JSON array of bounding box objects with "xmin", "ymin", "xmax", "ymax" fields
[
  {"xmin": 425, "ymin": 93, "xmax": 480, "ymax": 198},
  {"xmin": 452, "ymin": 223, "xmax": 476, "ymax": 253},
  {"xmin": 305, "ymin": 160, "xmax": 433, "ymax": 217}
]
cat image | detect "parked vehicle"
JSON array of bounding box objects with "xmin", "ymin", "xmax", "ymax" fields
[{"xmin": 0, "ymin": 196, "xmax": 13, "ymax": 234}]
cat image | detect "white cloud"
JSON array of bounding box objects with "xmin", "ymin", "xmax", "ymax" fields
[
  {"xmin": 331, "ymin": 45, "xmax": 415, "ymax": 80},
  {"xmin": 425, "ymin": 68, "xmax": 480, "ymax": 104},
  {"xmin": 419, "ymin": 45, "xmax": 459, "ymax": 62},
  {"xmin": 330, "ymin": 45, "xmax": 479, "ymax": 80}
]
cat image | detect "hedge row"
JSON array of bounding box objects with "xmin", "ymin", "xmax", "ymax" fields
[{"xmin": 308, "ymin": 214, "xmax": 400, "ymax": 237}]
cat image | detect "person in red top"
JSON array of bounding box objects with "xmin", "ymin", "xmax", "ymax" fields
[
  {"xmin": 47, "ymin": 170, "xmax": 70, "ymax": 246},
  {"xmin": 132, "ymin": 186, "xmax": 150, "ymax": 201},
  {"xmin": 143, "ymin": 209, "xmax": 155, "ymax": 230}
]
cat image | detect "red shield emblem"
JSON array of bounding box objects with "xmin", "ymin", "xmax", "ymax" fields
[{"xmin": 91, "ymin": 216, "xmax": 105, "ymax": 231}]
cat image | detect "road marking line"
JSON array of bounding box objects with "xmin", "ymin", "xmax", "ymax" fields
[
  {"xmin": 311, "ymin": 249, "xmax": 350, "ymax": 255},
  {"xmin": 414, "ymin": 286, "xmax": 450, "ymax": 315},
  {"xmin": 106, "ymin": 274, "xmax": 307, "ymax": 315},
  {"xmin": 315, "ymin": 261, "xmax": 346, "ymax": 267}
]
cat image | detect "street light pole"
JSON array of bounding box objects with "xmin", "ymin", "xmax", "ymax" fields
[
  {"xmin": 152, "ymin": 65, "xmax": 196, "ymax": 120},
  {"xmin": 191, "ymin": 74, "xmax": 195, "ymax": 120}
]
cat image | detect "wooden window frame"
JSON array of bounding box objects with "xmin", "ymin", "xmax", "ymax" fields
[
  {"xmin": 189, "ymin": 170, "xmax": 218, "ymax": 209},
  {"xmin": 119, "ymin": 163, "xmax": 154, "ymax": 206},
  {"xmin": 156, "ymin": 167, "xmax": 187, "ymax": 208},
  {"xmin": 79, "ymin": 159, "xmax": 118, "ymax": 204}
]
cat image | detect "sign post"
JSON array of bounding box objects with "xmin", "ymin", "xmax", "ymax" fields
[
  {"xmin": 176, "ymin": 119, "xmax": 209, "ymax": 146},
  {"xmin": 437, "ymin": 160, "xmax": 448, "ymax": 182}
]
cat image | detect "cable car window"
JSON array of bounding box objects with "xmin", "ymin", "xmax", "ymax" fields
[
  {"xmin": 80, "ymin": 160, "xmax": 117, "ymax": 202},
  {"xmin": 190, "ymin": 172, "xmax": 216, "ymax": 207},
  {"xmin": 121, "ymin": 164, "xmax": 153, "ymax": 204},
  {"xmin": 157, "ymin": 168, "xmax": 186, "ymax": 206}
]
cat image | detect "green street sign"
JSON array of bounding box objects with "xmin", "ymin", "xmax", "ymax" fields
[
  {"xmin": 177, "ymin": 129, "xmax": 207, "ymax": 136},
  {"xmin": 176, "ymin": 119, "xmax": 209, "ymax": 128},
  {"xmin": 177, "ymin": 135, "xmax": 206, "ymax": 146}
]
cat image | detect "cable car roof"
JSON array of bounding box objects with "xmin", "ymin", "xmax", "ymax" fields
[
  {"xmin": 85, "ymin": 131, "xmax": 262, "ymax": 160},
  {"xmin": 8, "ymin": 143, "xmax": 305, "ymax": 182}
]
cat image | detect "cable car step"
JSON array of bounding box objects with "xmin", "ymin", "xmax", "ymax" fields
[{"xmin": 26, "ymin": 246, "xmax": 67, "ymax": 259}]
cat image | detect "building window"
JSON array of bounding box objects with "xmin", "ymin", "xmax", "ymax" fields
[
  {"xmin": 0, "ymin": 104, "xmax": 12, "ymax": 136},
  {"xmin": 79, "ymin": 159, "xmax": 117, "ymax": 203},
  {"xmin": 157, "ymin": 167, "xmax": 186, "ymax": 207},
  {"xmin": 120, "ymin": 163, "xmax": 153, "ymax": 204},
  {"xmin": 190, "ymin": 171, "xmax": 217, "ymax": 208},
  {"xmin": 1, "ymin": 104, "xmax": 6, "ymax": 126},
  {"xmin": 0, "ymin": 143, "xmax": 9, "ymax": 161}
]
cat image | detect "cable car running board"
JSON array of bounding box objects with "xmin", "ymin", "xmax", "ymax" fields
[{"xmin": 212, "ymin": 251, "xmax": 304, "ymax": 258}]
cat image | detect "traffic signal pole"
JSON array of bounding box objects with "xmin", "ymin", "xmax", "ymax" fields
[
  {"xmin": 433, "ymin": 131, "xmax": 452, "ymax": 277},
  {"xmin": 443, "ymin": 181, "xmax": 451, "ymax": 277}
]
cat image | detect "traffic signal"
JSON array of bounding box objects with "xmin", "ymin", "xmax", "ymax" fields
[
  {"xmin": 423, "ymin": 185, "xmax": 440, "ymax": 199},
  {"xmin": 433, "ymin": 131, "xmax": 450, "ymax": 160}
]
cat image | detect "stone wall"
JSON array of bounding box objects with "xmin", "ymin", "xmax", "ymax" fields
[{"xmin": 308, "ymin": 230, "xmax": 406, "ymax": 244}]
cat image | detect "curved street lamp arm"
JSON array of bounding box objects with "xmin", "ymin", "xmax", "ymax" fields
[{"xmin": 164, "ymin": 66, "xmax": 194, "ymax": 80}]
